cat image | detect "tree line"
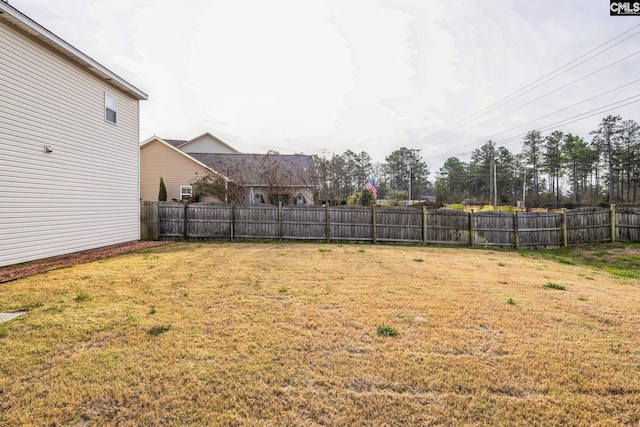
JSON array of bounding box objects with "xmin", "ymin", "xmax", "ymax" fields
[
  {"xmin": 434, "ymin": 115, "xmax": 639, "ymax": 207},
  {"xmin": 313, "ymin": 147, "xmax": 431, "ymax": 205}
]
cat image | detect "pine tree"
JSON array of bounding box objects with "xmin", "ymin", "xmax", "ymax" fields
[{"xmin": 158, "ymin": 177, "xmax": 167, "ymax": 201}]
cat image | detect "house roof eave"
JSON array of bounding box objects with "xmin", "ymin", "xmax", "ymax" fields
[{"xmin": 0, "ymin": 2, "xmax": 147, "ymax": 101}]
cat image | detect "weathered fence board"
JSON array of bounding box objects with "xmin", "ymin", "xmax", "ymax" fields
[
  {"xmin": 616, "ymin": 207, "xmax": 640, "ymax": 242},
  {"xmin": 566, "ymin": 207, "xmax": 611, "ymax": 244},
  {"xmin": 425, "ymin": 209, "xmax": 470, "ymax": 245},
  {"xmin": 143, "ymin": 202, "xmax": 640, "ymax": 248},
  {"xmin": 474, "ymin": 212, "xmax": 514, "ymax": 247},
  {"xmin": 234, "ymin": 205, "xmax": 279, "ymax": 239},
  {"xmin": 517, "ymin": 212, "xmax": 563, "ymax": 249},
  {"xmin": 282, "ymin": 206, "xmax": 326, "ymax": 240},
  {"xmin": 140, "ymin": 201, "xmax": 158, "ymax": 240},
  {"xmin": 158, "ymin": 202, "xmax": 185, "ymax": 239},
  {"xmin": 187, "ymin": 203, "xmax": 232, "ymax": 239},
  {"xmin": 376, "ymin": 207, "xmax": 422, "ymax": 243},
  {"xmin": 329, "ymin": 206, "xmax": 373, "ymax": 242}
]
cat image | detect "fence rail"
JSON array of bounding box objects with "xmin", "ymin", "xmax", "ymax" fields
[{"xmin": 141, "ymin": 202, "xmax": 640, "ymax": 248}]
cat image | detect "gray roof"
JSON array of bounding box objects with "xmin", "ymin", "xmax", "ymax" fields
[
  {"xmin": 164, "ymin": 139, "xmax": 187, "ymax": 148},
  {"xmin": 189, "ymin": 153, "xmax": 315, "ymax": 187}
]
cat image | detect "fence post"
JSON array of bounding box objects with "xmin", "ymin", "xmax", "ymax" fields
[
  {"xmin": 278, "ymin": 201, "xmax": 283, "ymax": 241},
  {"xmin": 230, "ymin": 204, "xmax": 235, "ymax": 241},
  {"xmin": 183, "ymin": 202, "xmax": 189, "ymax": 240},
  {"xmin": 469, "ymin": 210, "xmax": 475, "ymax": 247},
  {"xmin": 325, "ymin": 203, "xmax": 330, "ymax": 243},
  {"xmin": 372, "ymin": 205, "xmax": 377, "ymax": 244},
  {"xmin": 513, "ymin": 212, "xmax": 519, "ymax": 249},
  {"xmin": 610, "ymin": 204, "xmax": 616, "ymax": 243},
  {"xmin": 422, "ymin": 206, "xmax": 428, "ymax": 245},
  {"xmin": 561, "ymin": 208, "xmax": 568, "ymax": 247}
]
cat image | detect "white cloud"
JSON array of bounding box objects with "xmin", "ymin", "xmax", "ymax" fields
[{"xmin": 9, "ymin": 0, "xmax": 640, "ymax": 170}]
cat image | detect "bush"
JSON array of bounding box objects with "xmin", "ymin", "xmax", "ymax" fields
[
  {"xmin": 158, "ymin": 177, "xmax": 167, "ymax": 202},
  {"xmin": 377, "ymin": 325, "xmax": 398, "ymax": 337},
  {"xmin": 148, "ymin": 325, "xmax": 171, "ymax": 336}
]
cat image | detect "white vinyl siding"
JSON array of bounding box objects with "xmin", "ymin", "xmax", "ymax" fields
[{"xmin": 0, "ymin": 21, "xmax": 140, "ymax": 267}]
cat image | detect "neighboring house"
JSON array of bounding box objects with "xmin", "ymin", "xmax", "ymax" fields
[
  {"xmin": 191, "ymin": 153, "xmax": 316, "ymax": 205},
  {"xmin": 140, "ymin": 134, "xmax": 317, "ymax": 205},
  {"xmin": 139, "ymin": 136, "xmax": 230, "ymax": 202},
  {"xmin": 0, "ymin": 3, "xmax": 147, "ymax": 267}
]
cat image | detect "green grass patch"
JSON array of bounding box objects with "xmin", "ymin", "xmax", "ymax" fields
[
  {"xmin": 73, "ymin": 292, "xmax": 90, "ymax": 303},
  {"xmin": 148, "ymin": 325, "xmax": 171, "ymax": 336},
  {"xmin": 543, "ymin": 282, "xmax": 566, "ymax": 291},
  {"xmin": 376, "ymin": 325, "xmax": 399, "ymax": 337}
]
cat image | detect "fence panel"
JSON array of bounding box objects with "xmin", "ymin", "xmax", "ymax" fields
[
  {"xmin": 425, "ymin": 209, "xmax": 470, "ymax": 245},
  {"xmin": 616, "ymin": 206, "xmax": 640, "ymax": 242},
  {"xmin": 158, "ymin": 202, "xmax": 185, "ymax": 239},
  {"xmin": 140, "ymin": 201, "xmax": 158, "ymax": 240},
  {"xmin": 329, "ymin": 206, "xmax": 373, "ymax": 242},
  {"xmin": 474, "ymin": 211, "xmax": 514, "ymax": 247},
  {"xmin": 234, "ymin": 205, "xmax": 279, "ymax": 239},
  {"xmin": 566, "ymin": 207, "xmax": 610, "ymax": 244},
  {"xmin": 517, "ymin": 212, "xmax": 563, "ymax": 248},
  {"xmin": 282, "ymin": 205, "xmax": 326, "ymax": 240},
  {"xmin": 376, "ymin": 207, "xmax": 423, "ymax": 243},
  {"xmin": 187, "ymin": 203, "xmax": 232, "ymax": 239},
  {"xmin": 150, "ymin": 202, "xmax": 640, "ymax": 247}
]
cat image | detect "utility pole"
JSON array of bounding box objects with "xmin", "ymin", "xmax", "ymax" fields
[
  {"xmin": 493, "ymin": 163, "xmax": 497, "ymax": 209},
  {"xmin": 523, "ymin": 169, "xmax": 526, "ymax": 207},
  {"xmin": 489, "ymin": 150, "xmax": 494, "ymax": 207}
]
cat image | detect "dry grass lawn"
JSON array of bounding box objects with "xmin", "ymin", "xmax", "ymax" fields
[{"xmin": 1, "ymin": 242, "xmax": 639, "ymax": 426}]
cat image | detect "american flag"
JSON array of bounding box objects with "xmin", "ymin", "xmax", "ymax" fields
[{"xmin": 365, "ymin": 178, "xmax": 377, "ymax": 199}]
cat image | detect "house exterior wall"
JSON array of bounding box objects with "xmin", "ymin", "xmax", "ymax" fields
[
  {"xmin": 179, "ymin": 134, "xmax": 238, "ymax": 154},
  {"xmin": 240, "ymin": 187, "xmax": 316, "ymax": 205},
  {"xmin": 140, "ymin": 140, "xmax": 221, "ymax": 202},
  {"xmin": 0, "ymin": 20, "xmax": 140, "ymax": 266}
]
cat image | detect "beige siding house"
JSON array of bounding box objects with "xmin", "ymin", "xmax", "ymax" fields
[
  {"xmin": 140, "ymin": 136, "xmax": 227, "ymax": 202},
  {"xmin": 178, "ymin": 132, "xmax": 239, "ymax": 154},
  {"xmin": 0, "ymin": 3, "xmax": 147, "ymax": 267},
  {"xmin": 140, "ymin": 133, "xmax": 317, "ymax": 205}
]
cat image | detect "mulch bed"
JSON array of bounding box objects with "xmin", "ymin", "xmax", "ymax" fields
[{"xmin": 0, "ymin": 241, "xmax": 169, "ymax": 284}]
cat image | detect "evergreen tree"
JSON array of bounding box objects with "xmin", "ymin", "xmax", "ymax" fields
[{"xmin": 158, "ymin": 177, "xmax": 167, "ymax": 202}]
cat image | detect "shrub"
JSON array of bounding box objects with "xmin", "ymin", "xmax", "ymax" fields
[
  {"xmin": 543, "ymin": 283, "xmax": 566, "ymax": 291},
  {"xmin": 148, "ymin": 325, "xmax": 171, "ymax": 336},
  {"xmin": 74, "ymin": 292, "xmax": 90, "ymax": 302},
  {"xmin": 158, "ymin": 177, "xmax": 167, "ymax": 201},
  {"xmin": 377, "ymin": 325, "xmax": 398, "ymax": 337}
]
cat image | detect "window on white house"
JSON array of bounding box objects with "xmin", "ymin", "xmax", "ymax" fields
[
  {"xmin": 105, "ymin": 93, "xmax": 117, "ymax": 124},
  {"xmin": 180, "ymin": 186, "xmax": 192, "ymax": 200}
]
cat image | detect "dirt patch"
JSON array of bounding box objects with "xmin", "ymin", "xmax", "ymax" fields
[{"xmin": 0, "ymin": 241, "xmax": 168, "ymax": 283}]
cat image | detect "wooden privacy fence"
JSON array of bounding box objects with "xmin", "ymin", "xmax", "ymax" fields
[{"xmin": 140, "ymin": 202, "xmax": 640, "ymax": 248}]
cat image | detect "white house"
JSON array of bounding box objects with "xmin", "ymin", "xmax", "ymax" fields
[{"xmin": 0, "ymin": 2, "xmax": 147, "ymax": 267}]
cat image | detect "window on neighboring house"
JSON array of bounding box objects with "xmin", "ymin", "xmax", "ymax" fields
[
  {"xmin": 105, "ymin": 93, "xmax": 117, "ymax": 124},
  {"xmin": 180, "ymin": 186, "xmax": 192, "ymax": 200}
]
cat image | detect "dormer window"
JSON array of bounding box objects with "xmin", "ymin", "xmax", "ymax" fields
[{"xmin": 105, "ymin": 93, "xmax": 117, "ymax": 124}]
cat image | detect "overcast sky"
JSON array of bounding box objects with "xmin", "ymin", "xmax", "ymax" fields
[{"xmin": 10, "ymin": 0, "xmax": 640, "ymax": 172}]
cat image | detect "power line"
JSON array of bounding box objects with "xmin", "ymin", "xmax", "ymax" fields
[
  {"xmin": 428, "ymin": 23, "xmax": 640, "ymax": 144},
  {"xmin": 495, "ymin": 96, "xmax": 640, "ymax": 148},
  {"xmin": 460, "ymin": 49, "xmax": 640, "ymax": 132},
  {"xmin": 426, "ymin": 49, "xmax": 640, "ymax": 164},
  {"xmin": 483, "ymin": 77, "xmax": 640, "ymax": 141},
  {"xmin": 428, "ymin": 96, "xmax": 640, "ymax": 165}
]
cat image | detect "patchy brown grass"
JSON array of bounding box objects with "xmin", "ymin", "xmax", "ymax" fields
[{"xmin": 0, "ymin": 242, "xmax": 639, "ymax": 425}]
